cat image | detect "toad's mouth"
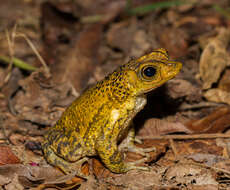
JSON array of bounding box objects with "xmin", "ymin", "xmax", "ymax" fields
[{"xmin": 142, "ymin": 75, "xmax": 177, "ymax": 93}]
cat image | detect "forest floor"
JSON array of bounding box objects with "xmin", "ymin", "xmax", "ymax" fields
[{"xmin": 1, "ymin": 0, "xmax": 230, "ymax": 189}]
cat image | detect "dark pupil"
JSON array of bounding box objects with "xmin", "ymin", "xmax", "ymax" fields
[{"xmin": 143, "ymin": 67, "xmax": 156, "ymax": 77}]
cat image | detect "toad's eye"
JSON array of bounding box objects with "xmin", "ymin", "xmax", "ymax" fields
[{"xmin": 142, "ymin": 66, "xmax": 156, "ymax": 77}]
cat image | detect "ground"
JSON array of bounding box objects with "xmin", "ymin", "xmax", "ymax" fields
[{"xmin": 1, "ymin": 0, "xmax": 230, "ymax": 189}]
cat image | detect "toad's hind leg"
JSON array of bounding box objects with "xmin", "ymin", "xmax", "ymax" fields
[{"xmin": 42, "ymin": 142, "xmax": 88, "ymax": 179}]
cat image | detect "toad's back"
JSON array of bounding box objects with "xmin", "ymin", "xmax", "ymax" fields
[{"xmin": 43, "ymin": 48, "xmax": 182, "ymax": 174}]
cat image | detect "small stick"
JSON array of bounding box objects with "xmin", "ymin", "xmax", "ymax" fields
[
  {"xmin": 139, "ymin": 133, "xmax": 230, "ymax": 140},
  {"xmin": 169, "ymin": 138, "xmax": 178, "ymax": 158}
]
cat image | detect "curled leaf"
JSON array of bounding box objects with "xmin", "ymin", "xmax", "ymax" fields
[{"xmin": 199, "ymin": 28, "xmax": 230, "ymax": 89}]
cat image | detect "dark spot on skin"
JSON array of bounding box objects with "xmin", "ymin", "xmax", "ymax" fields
[
  {"xmin": 57, "ymin": 143, "xmax": 62, "ymax": 155},
  {"xmin": 57, "ymin": 140, "xmax": 69, "ymax": 155},
  {"xmin": 75, "ymin": 127, "xmax": 80, "ymax": 133},
  {"xmin": 50, "ymin": 133, "xmax": 60, "ymax": 142},
  {"xmin": 109, "ymin": 150, "xmax": 123, "ymax": 165},
  {"xmin": 66, "ymin": 130, "xmax": 72, "ymax": 138},
  {"xmin": 106, "ymin": 143, "xmax": 112, "ymax": 150},
  {"xmin": 114, "ymin": 73, "xmax": 119, "ymax": 77},
  {"xmin": 83, "ymin": 104, "xmax": 108, "ymax": 141},
  {"xmin": 76, "ymin": 143, "xmax": 82, "ymax": 149},
  {"xmin": 70, "ymin": 143, "xmax": 82, "ymax": 156},
  {"xmin": 72, "ymin": 136, "xmax": 77, "ymax": 143},
  {"xmin": 61, "ymin": 141, "xmax": 69, "ymax": 147}
]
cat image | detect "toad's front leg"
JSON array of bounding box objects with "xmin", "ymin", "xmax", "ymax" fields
[
  {"xmin": 95, "ymin": 137, "xmax": 149, "ymax": 173},
  {"xmin": 119, "ymin": 126, "xmax": 155, "ymax": 157}
]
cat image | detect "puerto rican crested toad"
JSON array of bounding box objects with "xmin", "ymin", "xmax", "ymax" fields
[{"xmin": 42, "ymin": 48, "xmax": 182, "ymax": 176}]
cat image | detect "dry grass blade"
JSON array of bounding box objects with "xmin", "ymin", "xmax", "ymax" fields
[
  {"xmin": 2, "ymin": 25, "xmax": 51, "ymax": 85},
  {"xmin": 0, "ymin": 56, "xmax": 38, "ymax": 71},
  {"xmin": 14, "ymin": 32, "xmax": 50, "ymax": 78}
]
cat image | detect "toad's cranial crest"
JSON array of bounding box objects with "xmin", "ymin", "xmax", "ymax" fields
[{"xmin": 42, "ymin": 48, "xmax": 182, "ymax": 177}]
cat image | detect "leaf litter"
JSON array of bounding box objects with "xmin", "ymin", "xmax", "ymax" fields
[{"xmin": 1, "ymin": 0, "xmax": 230, "ymax": 189}]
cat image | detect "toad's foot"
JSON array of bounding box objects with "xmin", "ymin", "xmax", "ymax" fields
[
  {"xmin": 55, "ymin": 157, "xmax": 89, "ymax": 179},
  {"xmin": 96, "ymin": 138, "xmax": 150, "ymax": 173},
  {"xmin": 126, "ymin": 144, "xmax": 156, "ymax": 158},
  {"xmin": 66, "ymin": 157, "xmax": 89, "ymax": 179},
  {"xmin": 134, "ymin": 136, "xmax": 143, "ymax": 144},
  {"xmin": 126, "ymin": 157, "xmax": 150, "ymax": 171},
  {"xmin": 119, "ymin": 128, "xmax": 155, "ymax": 158}
]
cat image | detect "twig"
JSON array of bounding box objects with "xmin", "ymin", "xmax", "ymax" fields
[
  {"xmin": 169, "ymin": 138, "xmax": 178, "ymax": 158},
  {"xmin": 3, "ymin": 25, "xmax": 51, "ymax": 80},
  {"xmin": 3, "ymin": 27, "xmax": 16, "ymax": 85},
  {"xmin": 179, "ymin": 101, "xmax": 225, "ymax": 110},
  {"xmin": 139, "ymin": 133, "xmax": 230, "ymax": 140}
]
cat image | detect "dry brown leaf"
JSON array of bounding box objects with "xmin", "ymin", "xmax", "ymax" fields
[
  {"xmin": 162, "ymin": 163, "xmax": 218, "ymax": 186},
  {"xmin": 167, "ymin": 79, "xmax": 201, "ymax": 101},
  {"xmin": 104, "ymin": 169, "xmax": 160, "ymax": 189},
  {"xmin": 4, "ymin": 174, "xmax": 24, "ymax": 190},
  {"xmin": 0, "ymin": 146, "xmax": 21, "ymax": 165},
  {"xmin": 159, "ymin": 27, "xmax": 188, "ymax": 58},
  {"xmin": 53, "ymin": 0, "xmax": 126, "ymax": 24},
  {"xmin": 162, "ymin": 139, "xmax": 223, "ymax": 163},
  {"xmin": 185, "ymin": 106, "xmax": 230, "ymax": 133},
  {"xmin": 214, "ymin": 159, "xmax": 230, "ymax": 173},
  {"xmin": 204, "ymin": 68, "xmax": 230, "ymax": 105},
  {"xmin": 106, "ymin": 19, "xmax": 137, "ymax": 54},
  {"xmin": 92, "ymin": 159, "xmax": 112, "ymax": 179},
  {"xmin": 218, "ymin": 68, "xmax": 230, "ymax": 92},
  {"xmin": 204, "ymin": 89, "xmax": 230, "ymax": 105},
  {"xmin": 0, "ymin": 164, "xmax": 82, "ymax": 188},
  {"xmin": 13, "ymin": 72, "xmax": 73, "ymax": 127},
  {"xmin": 0, "ymin": 173, "xmax": 10, "ymax": 186},
  {"xmin": 199, "ymin": 28, "xmax": 230, "ymax": 89},
  {"xmin": 53, "ymin": 23, "xmax": 103, "ymax": 92},
  {"xmin": 186, "ymin": 153, "xmax": 226, "ymax": 167},
  {"xmin": 130, "ymin": 29, "xmax": 151, "ymax": 58},
  {"xmin": 137, "ymin": 118, "xmax": 192, "ymax": 137},
  {"xmin": 78, "ymin": 175, "xmax": 98, "ymax": 190}
]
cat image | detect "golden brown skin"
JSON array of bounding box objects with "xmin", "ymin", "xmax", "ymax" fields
[{"xmin": 42, "ymin": 48, "xmax": 182, "ymax": 175}]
